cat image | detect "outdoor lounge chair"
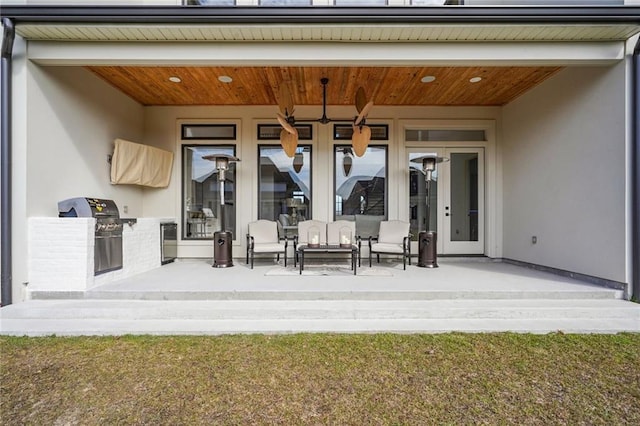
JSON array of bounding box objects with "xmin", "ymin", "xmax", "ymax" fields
[
  {"xmin": 369, "ymin": 220, "xmax": 411, "ymax": 270},
  {"xmin": 246, "ymin": 220, "xmax": 287, "ymax": 269}
]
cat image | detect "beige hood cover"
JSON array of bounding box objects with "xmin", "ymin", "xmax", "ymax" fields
[{"xmin": 110, "ymin": 138, "xmax": 173, "ymax": 188}]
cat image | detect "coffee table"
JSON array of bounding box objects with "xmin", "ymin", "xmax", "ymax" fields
[{"xmin": 296, "ymin": 244, "xmax": 359, "ymax": 275}]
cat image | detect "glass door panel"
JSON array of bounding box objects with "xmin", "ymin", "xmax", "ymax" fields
[
  {"xmin": 407, "ymin": 147, "xmax": 484, "ymax": 255},
  {"xmin": 443, "ymin": 148, "xmax": 484, "ymax": 254}
]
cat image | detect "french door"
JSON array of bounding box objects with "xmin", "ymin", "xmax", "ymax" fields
[{"xmin": 408, "ymin": 147, "xmax": 485, "ymax": 255}]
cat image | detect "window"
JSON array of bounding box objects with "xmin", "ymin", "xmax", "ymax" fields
[
  {"xmin": 258, "ymin": 145, "xmax": 312, "ymax": 235},
  {"xmin": 405, "ymin": 129, "xmax": 486, "ymax": 142},
  {"xmin": 258, "ymin": 124, "xmax": 312, "ymax": 140},
  {"xmin": 334, "ymin": 0, "xmax": 387, "ymax": 5},
  {"xmin": 182, "ymin": 124, "xmax": 236, "ymax": 140},
  {"xmin": 334, "ymin": 145, "xmax": 387, "ymax": 220},
  {"xmin": 334, "ymin": 124, "xmax": 388, "ymax": 141},
  {"xmin": 182, "ymin": 145, "xmax": 237, "ymax": 240},
  {"xmin": 185, "ymin": 0, "xmax": 236, "ymax": 5},
  {"xmin": 260, "ymin": 0, "xmax": 312, "ymax": 5}
]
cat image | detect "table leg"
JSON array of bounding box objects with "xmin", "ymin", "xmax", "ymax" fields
[
  {"xmin": 353, "ymin": 249, "xmax": 357, "ymax": 275},
  {"xmin": 299, "ymin": 251, "xmax": 303, "ymax": 275}
]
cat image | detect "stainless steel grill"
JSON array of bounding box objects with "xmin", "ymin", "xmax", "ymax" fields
[{"xmin": 58, "ymin": 197, "xmax": 123, "ymax": 275}]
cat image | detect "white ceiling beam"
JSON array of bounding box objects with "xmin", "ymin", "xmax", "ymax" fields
[{"xmin": 27, "ymin": 40, "xmax": 624, "ymax": 66}]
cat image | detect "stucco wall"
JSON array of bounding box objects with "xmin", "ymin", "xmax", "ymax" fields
[
  {"xmin": 502, "ymin": 64, "xmax": 627, "ymax": 283},
  {"xmin": 26, "ymin": 65, "xmax": 145, "ymax": 217}
]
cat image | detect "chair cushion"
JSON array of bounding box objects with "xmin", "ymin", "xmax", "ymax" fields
[
  {"xmin": 327, "ymin": 220, "xmax": 356, "ymax": 245},
  {"xmin": 371, "ymin": 242, "xmax": 405, "ymax": 254},
  {"xmin": 249, "ymin": 220, "xmax": 278, "ymax": 244},
  {"xmin": 253, "ymin": 242, "xmax": 286, "ymax": 253},
  {"xmin": 297, "ymin": 220, "xmax": 327, "ymax": 244},
  {"xmin": 378, "ymin": 220, "xmax": 410, "ymax": 244}
]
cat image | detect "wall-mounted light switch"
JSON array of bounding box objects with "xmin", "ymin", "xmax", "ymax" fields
[{"xmin": 532, "ymin": 236, "xmax": 537, "ymax": 244}]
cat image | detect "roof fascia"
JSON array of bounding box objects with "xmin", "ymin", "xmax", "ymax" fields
[{"xmin": 1, "ymin": 6, "xmax": 640, "ymax": 26}]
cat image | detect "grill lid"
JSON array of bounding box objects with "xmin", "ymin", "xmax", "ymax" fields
[{"xmin": 58, "ymin": 197, "xmax": 120, "ymax": 218}]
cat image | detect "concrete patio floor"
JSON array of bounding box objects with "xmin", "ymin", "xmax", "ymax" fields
[{"xmin": 1, "ymin": 258, "xmax": 638, "ymax": 335}]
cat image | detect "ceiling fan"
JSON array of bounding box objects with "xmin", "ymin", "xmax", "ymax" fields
[{"xmin": 276, "ymin": 78, "xmax": 374, "ymax": 158}]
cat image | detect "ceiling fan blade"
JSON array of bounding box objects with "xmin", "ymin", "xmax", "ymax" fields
[
  {"xmin": 276, "ymin": 112, "xmax": 297, "ymax": 135},
  {"xmin": 278, "ymin": 83, "xmax": 294, "ymax": 116},
  {"xmin": 354, "ymin": 100, "xmax": 374, "ymax": 126},
  {"xmin": 352, "ymin": 125, "xmax": 371, "ymax": 157},
  {"xmin": 355, "ymin": 87, "xmax": 367, "ymax": 113},
  {"xmin": 280, "ymin": 128, "xmax": 299, "ymax": 158}
]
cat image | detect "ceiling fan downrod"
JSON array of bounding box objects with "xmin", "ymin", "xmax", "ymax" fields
[{"xmin": 318, "ymin": 77, "xmax": 331, "ymax": 124}]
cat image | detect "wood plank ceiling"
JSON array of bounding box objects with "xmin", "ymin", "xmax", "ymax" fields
[{"xmin": 87, "ymin": 66, "xmax": 562, "ymax": 107}]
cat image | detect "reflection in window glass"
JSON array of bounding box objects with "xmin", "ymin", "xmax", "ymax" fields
[
  {"xmin": 409, "ymin": 153, "xmax": 438, "ymax": 241},
  {"xmin": 449, "ymin": 152, "xmax": 479, "ymax": 242},
  {"xmin": 411, "ymin": 0, "xmax": 448, "ymax": 4},
  {"xmin": 334, "ymin": 145, "xmax": 387, "ymax": 220},
  {"xmin": 334, "ymin": 0, "xmax": 387, "ymax": 5},
  {"xmin": 405, "ymin": 129, "xmax": 486, "ymax": 142},
  {"xmin": 259, "ymin": 146, "xmax": 312, "ymax": 236},
  {"xmin": 185, "ymin": 0, "xmax": 236, "ymax": 5},
  {"xmin": 260, "ymin": 0, "xmax": 312, "ymax": 5},
  {"xmin": 183, "ymin": 145, "xmax": 237, "ymax": 240}
]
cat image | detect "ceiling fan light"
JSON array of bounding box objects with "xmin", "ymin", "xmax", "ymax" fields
[
  {"xmin": 343, "ymin": 154, "xmax": 353, "ymax": 177},
  {"xmin": 293, "ymin": 152, "xmax": 304, "ymax": 173}
]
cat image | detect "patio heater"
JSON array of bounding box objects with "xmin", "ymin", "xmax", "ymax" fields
[
  {"xmin": 202, "ymin": 153, "xmax": 240, "ymax": 268},
  {"xmin": 411, "ymin": 155, "xmax": 448, "ymax": 268}
]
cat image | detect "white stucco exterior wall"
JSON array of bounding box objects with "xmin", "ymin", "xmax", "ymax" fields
[
  {"xmin": 502, "ymin": 64, "xmax": 627, "ymax": 283},
  {"xmin": 26, "ymin": 65, "xmax": 145, "ymax": 217}
]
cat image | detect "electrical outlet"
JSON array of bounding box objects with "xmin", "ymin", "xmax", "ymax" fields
[{"xmin": 532, "ymin": 236, "xmax": 537, "ymax": 244}]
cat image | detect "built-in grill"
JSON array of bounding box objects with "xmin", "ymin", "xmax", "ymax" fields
[{"xmin": 58, "ymin": 197, "xmax": 123, "ymax": 275}]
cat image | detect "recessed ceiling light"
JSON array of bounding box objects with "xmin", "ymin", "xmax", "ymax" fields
[
  {"xmin": 168, "ymin": 76, "xmax": 181, "ymax": 83},
  {"xmin": 421, "ymin": 76, "xmax": 436, "ymax": 83},
  {"xmin": 469, "ymin": 77, "xmax": 482, "ymax": 83},
  {"xmin": 218, "ymin": 75, "xmax": 233, "ymax": 83}
]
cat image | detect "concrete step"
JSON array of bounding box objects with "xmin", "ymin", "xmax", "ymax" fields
[
  {"xmin": 1, "ymin": 299, "xmax": 638, "ymax": 336},
  {"xmin": 29, "ymin": 288, "xmax": 624, "ymax": 301}
]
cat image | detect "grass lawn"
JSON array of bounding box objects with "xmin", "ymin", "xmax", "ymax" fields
[{"xmin": 1, "ymin": 333, "xmax": 639, "ymax": 425}]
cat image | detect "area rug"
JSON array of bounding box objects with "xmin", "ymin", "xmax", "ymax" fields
[{"xmin": 265, "ymin": 265, "xmax": 393, "ymax": 277}]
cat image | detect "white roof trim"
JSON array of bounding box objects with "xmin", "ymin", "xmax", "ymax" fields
[{"xmin": 15, "ymin": 23, "xmax": 640, "ymax": 43}]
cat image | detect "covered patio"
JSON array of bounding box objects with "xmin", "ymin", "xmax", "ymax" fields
[{"xmin": 2, "ymin": 258, "xmax": 638, "ymax": 336}]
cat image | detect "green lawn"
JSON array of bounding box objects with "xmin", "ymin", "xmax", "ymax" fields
[{"xmin": 1, "ymin": 333, "xmax": 639, "ymax": 425}]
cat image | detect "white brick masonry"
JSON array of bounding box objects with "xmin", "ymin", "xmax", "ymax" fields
[
  {"xmin": 27, "ymin": 217, "xmax": 174, "ymax": 295},
  {"xmin": 94, "ymin": 218, "xmax": 164, "ymax": 287},
  {"xmin": 28, "ymin": 218, "xmax": 94, "ymax": 292}
]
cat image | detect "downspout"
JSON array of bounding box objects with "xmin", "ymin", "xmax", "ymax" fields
[
  {"xmin": 633, "ymin": 37, "xmax": 640, "ymax": 303},
  {"xmin": 1, "ymin": 18, "xmax": 14, "ymax": 306}
]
